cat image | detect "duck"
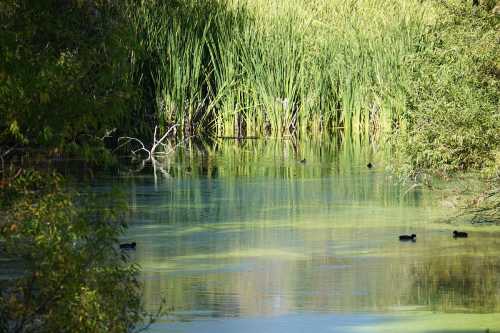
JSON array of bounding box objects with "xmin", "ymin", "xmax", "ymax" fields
[
  {"xmin": 399, "ymin": 234, "xmax": 416, "ymax": 241},
  {"xmin": 120, "ymin": 242, "xmax": 136, "ymax": 250},
  {"xmin": 299, "ymin": 158, "xmax": 306, "ymax": 164},
  {"xmin": 367, "ymin": 162, "xmax": 373, "ymax": 169},
  {"xmin": 453, "ymin": 230, "xmax": 468, "ymax": 238}
]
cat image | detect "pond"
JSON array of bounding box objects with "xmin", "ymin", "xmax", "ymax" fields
[{"xmin": 100, "ymin": 139, "xmax": 500, "ymax": 333}]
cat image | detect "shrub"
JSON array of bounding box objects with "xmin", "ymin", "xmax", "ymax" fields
[
  {"xmin": 0, "ymin": 0, "xmax": 136, "ymax": 150},
  {"xmin": 0, "ymin": 170, "xmax": 154, "ymax": 332},
  {"xmin": 398, "ymin": 0, "xmax": 499, "ymax": 177}
]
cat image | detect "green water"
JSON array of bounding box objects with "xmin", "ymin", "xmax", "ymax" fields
[{"xmin": 111, "ymin": 139, "xmax": 500, "ymax": 332}]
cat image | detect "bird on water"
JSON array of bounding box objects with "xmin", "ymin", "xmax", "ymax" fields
[
  {"xmin": 453, "ymin": 230, "xmax": 468, "ymax": 238},
  {"xmin": 399, "ymin": 234, "xmax": 416, "ymax": 241},
  {"xmin": 367, "ymin": 162, "xmax": 373, "ymax": 169},
  {"xmin": 120, "ymin": 242, "xmax": 136, "ymax": 250}
]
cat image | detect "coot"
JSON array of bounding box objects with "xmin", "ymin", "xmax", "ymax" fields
[
  {"xmin": 399, "ymin": 234, "xmax": 416, "ymax": 241},
  {"xmin": 453, "ymin": 230, "xmax": 468, "ymax": 238},
  {"xmin": 120, "ymin": 242, "xmax": 136, "ymax": 250}
]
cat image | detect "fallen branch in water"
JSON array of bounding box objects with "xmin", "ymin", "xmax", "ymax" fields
[
  {"xmin": 116, "ymin": 124, "xmax": 197, "ymax": 187},
  {"xmin": 115, "ymin": 124, "xmax": 178, "ymax": 161}
]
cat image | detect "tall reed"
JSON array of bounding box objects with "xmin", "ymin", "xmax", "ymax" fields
[{"xmin": 128, "ymin": 0, "xmax": 429, "ymax": 140}]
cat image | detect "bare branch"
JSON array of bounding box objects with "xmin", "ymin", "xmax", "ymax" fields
[
  {"xmin": 151, "ymin": 124, "xmax": 178, "ymax": 155},
  {"xmin": 116, "ymin": 137, "xmax": 151, "ymax": 160},
  {"xmin": 153, "ymin": 126, "xmax": 158, "ymax": 146},
  {"xmin": 99, "ymin": 128, "xmax": 116, "ymax": 141}
]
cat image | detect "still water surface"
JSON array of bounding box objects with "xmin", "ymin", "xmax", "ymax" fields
[{"xmin": 105, "ymin": 140, "xmax": 500, "ymax": 332}]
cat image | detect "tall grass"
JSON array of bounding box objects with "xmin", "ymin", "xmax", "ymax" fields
[{"xmin": 129, "ymin": 0, "xmax": 429, "ymax": 139}]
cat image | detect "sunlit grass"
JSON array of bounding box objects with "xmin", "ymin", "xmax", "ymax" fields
[{"xmin": 129, "ymin": 0, "xmax": 431, "ymax": 139}]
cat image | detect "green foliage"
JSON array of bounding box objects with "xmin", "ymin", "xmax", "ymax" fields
[
  {"xmin": 0, "ymin": 170, "xmax": 154, "ymax": 332},
  {"xmin": 398, "ymin": 0, "xmax": 500, "ymax": 177},
  {"xmin": 129, "ymin": 0, "xmax": 427, "ymax": 139},
  {"xmin": 1, "ymin": 0, "xmax": 497, "ymax": 174},
  {"xmin": 0, "ymin": 0, "xmax": 136, "ymax": 150},
  {"xmin": 127, "ymin": 0, "xmax": 245, "ymax": 137}
]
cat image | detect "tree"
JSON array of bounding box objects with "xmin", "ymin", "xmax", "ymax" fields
[
  {"xmin": 0, "ymin": 170, "xmax": 156, "ymax": 332},
  {"xmin": 0, "ymin": 0, "xmax": 136, "ymax": 150}
]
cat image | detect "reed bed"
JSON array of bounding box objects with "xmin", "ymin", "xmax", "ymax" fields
[{"xmin": 129, "ymin": 0, "xmax": 430, "ymax": 139}]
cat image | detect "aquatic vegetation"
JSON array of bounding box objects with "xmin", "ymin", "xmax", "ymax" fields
[
  {"xmin": 2, "ymin": 0, "xmax": 496, "ymax": 181},
  {"xmin": 124, "ymin": 0, "xmax": 500, "ymax": 181},
  {"xmin": 0, "ymin": 1, "xmax": 498, "ymax": 331},
  {"xmin": 129, "ymin": 0, "xmax": 428, "ymax": 139}
]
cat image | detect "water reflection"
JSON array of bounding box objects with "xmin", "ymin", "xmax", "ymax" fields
[
  {"xmin": 106, "ymin": 139, "xmax": 500, "ymax": 331},
  {"xmin": 408, "ymin": 243, "xmax": 500, "ymax": 312}
]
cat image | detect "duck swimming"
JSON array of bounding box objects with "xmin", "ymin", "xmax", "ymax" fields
[
  {"xmin": 453, "ymin": 230, "xmax": 468, "ymax": 238},
  {"xmin": 120, "ymin": 242, "xmax": 136, "ymax": 250},
  {"xmin": 367, "ymin": 162, "xmax": 373, "ymax": 169},
  {"xmin": 399, "ymin": 234, "xmax": 416, "ymax": 241}
]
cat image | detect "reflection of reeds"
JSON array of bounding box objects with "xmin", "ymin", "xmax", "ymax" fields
[
  {"xmin": 119, "ymin": 139, "xmax": 453, "ymax": 316},
  {"xmin": 408, "ymin": 247, "xmax": 500, "ymax": 312},
  {"xmin": 130, "ymin": 0, "xmax": 429, "ymax": 139},
  {"xmin": 125, "ymin": 138, "xmax": 434, "ymax": 231},
  {"xmin": 159, "ymin": 136, "xmax": 378, "ymax": 178}
]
